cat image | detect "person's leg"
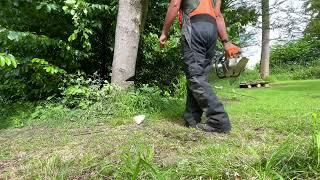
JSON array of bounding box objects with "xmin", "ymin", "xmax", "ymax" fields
[
  {"xmin": 183, "ymin": 15, "xmax": 231, "ymax": 132},
  {"xmin": 203, "ymin": 35, "xmax": 231, "ymax": 132},
  {"xmin": 184, "ymin": 85, "xmax": 203, "ymax": 127},
  {"xmin": 182, "ymin": 34, "xmax": 203, "ymax": 127},
  {"xmin": 188, "ymin": 69, "xmax": 231, "ymax": 132}
]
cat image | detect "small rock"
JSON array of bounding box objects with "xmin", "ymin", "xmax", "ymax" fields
[
  {"xmin": 234, "ymin": 172, "xmax": 241, "ymax": 180},
  {"xmin": 134, "ymin": 115, "xmax": 145, "ymax": 125}
]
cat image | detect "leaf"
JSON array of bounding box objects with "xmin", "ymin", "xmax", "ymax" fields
[
  {"xmin": 0, "ymin": 56, "xmax": 5, "ymax": 67},
  {"xmin": 65, "ymin": 0, "xmax": 76, "ymax": 5},
  {"xmin": 32, "ymin": 58, "xmax": 41, "ymax": 63},
  {"xmin": 44, "ymin": 66, "xmax": 51, "ymax": 73},
  {"xmin": 7, "ymin": 31, "xmax": 20, "ymax": 41},
  {"xmin": 84, "ymin": 28, "xmax": 92, "ymax": 34},
  {"xmin": 11, "ymin": 59, "xmax": 17, "ymax": 68},
  {"xmin": 62, "ymin": 6, "xmax": 68, "ymax": 11},
  {"xmin": 83, "ymin": 8, "xmax": 88, "ymax": 15},
  {"xmin": 5, "ymin": 57, "xmax": 12, "ymax": 66},
  {"xmin": 68, "ymin": 32, "xmax": 78, "ymax": 41},
  {"xmin": 8, "ymin": 54, "xmax": 15, "ymax": 60},
  {"xmin": 70, "ymin": 9, "xmax": 76, "ymax": 15}
]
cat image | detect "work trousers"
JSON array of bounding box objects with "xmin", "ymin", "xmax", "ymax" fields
[{"xmin": 182, "ymin": 14, "xmax": 231, "ymax": 132}]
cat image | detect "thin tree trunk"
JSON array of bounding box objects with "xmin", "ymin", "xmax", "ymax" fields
[
  {"xmin": 111, "ymin": 0, "xmax": 149, "ymax": 89},
  {"xmin": 260, "ymin": 0, "xmax": 270, "ymax": 79}
]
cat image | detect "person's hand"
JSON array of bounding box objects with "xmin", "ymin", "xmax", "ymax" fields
[
  {"xmin": 224, "ymin": 42, "xmax": 240, "ymax": 58},
  {"xmin": 159, "ymin": 32, "xmax": 168, "ymax": 48}
]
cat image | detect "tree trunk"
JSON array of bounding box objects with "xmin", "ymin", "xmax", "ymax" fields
[
  {"xmin": 260, "ymin": 0, "xmax": 270, "ymax": 79},
  {"xmin": 111, "ymin": 0, "xmax": 149, "ymax": 89}
]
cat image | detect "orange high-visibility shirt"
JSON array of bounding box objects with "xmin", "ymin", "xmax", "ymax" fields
[
  {"xmin": 189, "ymin": 0, "xmax": 216, "ymax": 17},
  {"xmin": 178, "ymin": 0, "xmax": 216, "ymax": 28}
]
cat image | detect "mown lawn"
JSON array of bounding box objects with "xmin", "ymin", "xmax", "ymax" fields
[{"xmin": 0, "ymin": 80, "xmax": 319, "ymax": 179}]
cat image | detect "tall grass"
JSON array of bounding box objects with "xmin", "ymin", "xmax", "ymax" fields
[
  {"xmin": 250, "ymin": 113, "xmax": 320, "ymax": 179},
  {"xmin": 116, "ymin": 145, "xmax": 170, "ymax": 180},
  {"xmin": 312, "ymin": 113, "xmax": 320, "ymax": 167}
]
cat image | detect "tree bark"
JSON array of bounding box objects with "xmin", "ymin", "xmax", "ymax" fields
[
  {"xmin": 111, "ymin": 0, "xmax": 149, "ymax": 89},
  {"xmin": 260, "ymin": 0, "xmax": 270, "ymax": 79}
]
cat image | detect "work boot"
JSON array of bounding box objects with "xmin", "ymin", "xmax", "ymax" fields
[
  {"xmin": 185, "ymin": 120, "xmax": 198, "ymax": 128},
  {"xmin": 183, "ymin": 113, "xmax": 200, "ymax": 128},
  {"xmin": 195, "ymin": 123, "xmax": 229, "ymax": 133}
]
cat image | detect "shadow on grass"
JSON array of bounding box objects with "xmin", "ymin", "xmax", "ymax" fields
[
  {"xmin": 155, "ymin": 98, "xmax": 186, "ymax": 126},
  {"xmin": 155, "ymin": 96, "xmax": 241, "ymax": 128}
]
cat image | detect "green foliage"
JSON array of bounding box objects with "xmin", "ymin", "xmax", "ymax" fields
[
  {"xmin": 137, "ymin": 22, "xmax": 183, "ymax": 92},
  {"xmin": 62, "ymin": 0, "xmax": 116, "ymax": 51},
  {"xmin": 116, "ymin": 145, "xmax": 167, "ymax": 179},
  {"xmin": 312, "ymin": 113, "xmax": 320, "ymax": 166},
  {"xmin": 0, "ymin": 56, "xmax": 67, "ymax": 100},
  {"xmin": 0, "ymin": 101, "xmax": 37, "ymax": 129},
  {"xmin": 0, "ymin": 0, "xmax": 117, "ymax": 100},
  {"xmin": 221, "ymin": 1, "xmax": 258, "ymax": 44},
  {"xmin": 270, "ymin": 37, "xmax": 320, "ymax": 66},
  {"xmin": 59, "ymin": 73, "xmax": 118, "ymax": 108},
  {"xmin": 270, "ymin": 37, "xmax": 320, "ymax": 80},
  {"xmin": 0, "ymin": 53, "xmax": 17, "ymax": 68},
  {"xmin": 249, "ymin": 113, "xmax": 320, "ymax": 179},
  {"xmin": 32, "ymin": 58, "xmax": 66, "ymax": 74},
  {"xmin": 0, "ymin": 0, "xmax": 258, "ymax": 100},
  {"xmin": 172, "ymin": 75, "xmax": 187, "ymax": 98},
  {"xmin": 305, "ymin": 0, "xmax": 320, "ymax": 38},
  {"xmin": 0, "ymin": 0, "xmax": 118, "ymax": 101}
]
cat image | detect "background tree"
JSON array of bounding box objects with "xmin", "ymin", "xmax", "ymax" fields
[
  {"xmin": 268, "ymin": 0, "xmax": 320, "ymax": 80},
  {"xmin": 260, "ymin": 0, "xmax": 270, "ymax": 79},
  {"xmin": 304, "ymin": 0, "xmax": 320, "ymax": 38},
  {"xmin": 111, "ymin": 0, "xmax": 149, "ymax": 89}
]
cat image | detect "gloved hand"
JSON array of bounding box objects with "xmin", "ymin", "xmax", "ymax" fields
[{"xmin": 224, "ymin": 42, "xmax": 240, "ymax": 58}]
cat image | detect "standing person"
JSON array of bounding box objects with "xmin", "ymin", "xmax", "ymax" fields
[{"xmin": 159, "ymin": 0, "xmax": 240, "ymax": 133}]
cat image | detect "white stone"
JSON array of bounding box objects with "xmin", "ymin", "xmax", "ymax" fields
[{"xmin": 134, "ymin": 115, "xmax": 145, "ymax": 125}]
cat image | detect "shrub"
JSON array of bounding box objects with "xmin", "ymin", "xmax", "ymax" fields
[
  {"xmin": 59, "ymin": 72, "xmax": 120, "ymax": 109},
  {"xmin": 136, "ymin": 22, "xmax": 183, "ymax": 92},
  {"xmin": 270, "ymin": 37, "xmax": 320, "ymax": 80},
  {"xmin": 0, "ymin": 55, "xmax": 66, "ymax": 100}
]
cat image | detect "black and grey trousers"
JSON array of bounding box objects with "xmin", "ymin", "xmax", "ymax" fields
[{"xmin": 182, "ymin": 14, "xmax": 231, "ymax": 132}]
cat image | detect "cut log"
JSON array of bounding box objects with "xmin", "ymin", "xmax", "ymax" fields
[{"xmin": 240, "ymin": 81, "xmax": 270, "ymax": 89}]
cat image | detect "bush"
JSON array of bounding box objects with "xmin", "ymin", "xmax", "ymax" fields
[
  {"xmin": 59, "ymin": 72, "xmax": 118, "ymax": 109},
  {"xmin": 270, "ymin": 37, "xmax": 320, "ymax": 80},
  {"xmin": 136, "ymin": 22, "xmax": 183, "ymax": 92},
  {"xmin": 0, "ymin": 56, "xmax": 66, "ymax": 100},
  {"xmin": 23, "ymin": 81, "xmax": 184, "ymax": 128}
]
